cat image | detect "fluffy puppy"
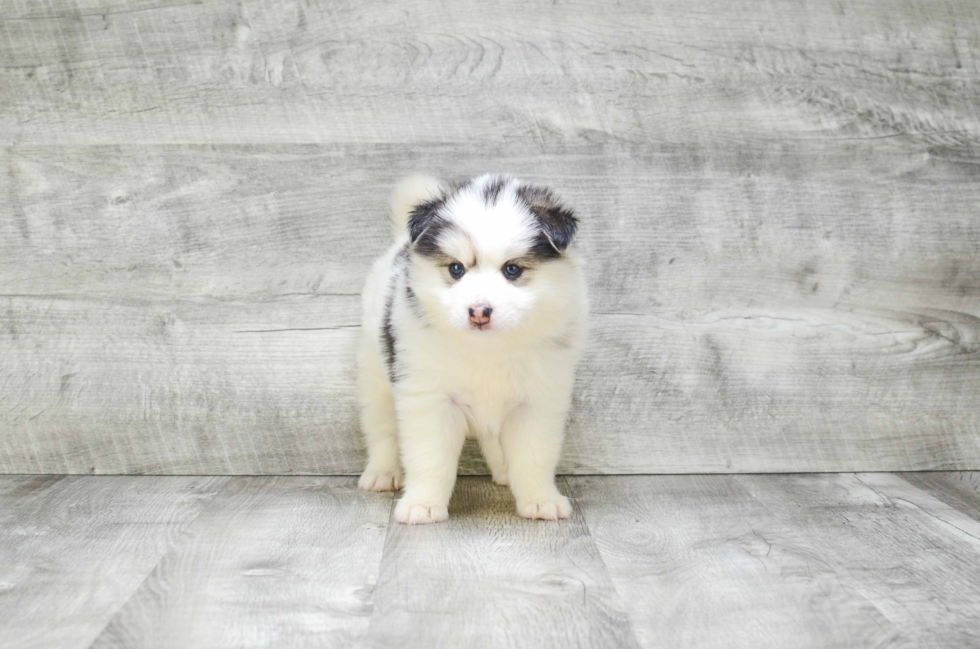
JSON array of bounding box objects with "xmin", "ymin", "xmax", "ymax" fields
[{"xmin": 357, "ymin": 174, "xmax": 587, "ymax": 524}]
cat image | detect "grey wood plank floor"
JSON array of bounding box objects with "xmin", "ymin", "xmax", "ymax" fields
[{"xmin": 1, "ymin": 474, "xmax": 978, "ymax": 649}]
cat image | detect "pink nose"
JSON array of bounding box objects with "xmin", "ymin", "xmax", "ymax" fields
[{"xmin": 468, "ymin": 303, "xmax": 492, "ymax": 327}]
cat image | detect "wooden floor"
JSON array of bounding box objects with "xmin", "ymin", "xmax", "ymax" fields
[{"xmin": 2, "ymin": 473, "xmax": 979, "ymax": 648}]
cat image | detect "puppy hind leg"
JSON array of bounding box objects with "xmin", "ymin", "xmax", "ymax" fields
[
  {"xmin": 478, "ymin": 435, "xmax": 509, "ymax": 486},
  {"xmin": 357, "ymin": 368, "xmax": 402, "ymax": 492}
]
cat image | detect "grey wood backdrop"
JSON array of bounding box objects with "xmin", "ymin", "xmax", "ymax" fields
[{"xmin": 1, "ymin": 0, "xmax": 978, "ymax": 475}]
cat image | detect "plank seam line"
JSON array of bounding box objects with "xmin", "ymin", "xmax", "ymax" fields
[
  {"xmin": 361, "ymin": 488, "xmax": 399, "ymax": 640},
  {"xmin": 79, "ymin": 476, "xmax": 233, "ymax": 649},
  {"xmin": 730, "ymin": 473, "xmax": 920, "ymax": 640},
  {"xmin": 860, "ymin": 474, "xmax": 980, "ymax": 544},
  {"xmin": 900, "ymin": 473, "xmax": 980, "ymax": 510},
  {"xmin": 561, "ymin": 476, "xmax": 643, "ymax": 648}
]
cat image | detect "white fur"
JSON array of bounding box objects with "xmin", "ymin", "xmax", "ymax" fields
[{"xmin": 357, "ymin": 174, "xmax": 587, "ymax": 524}]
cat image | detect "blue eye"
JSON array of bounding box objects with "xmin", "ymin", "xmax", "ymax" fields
[
  {"xmin": 448, "ymin": 262, "xmax": 465, "ymax": 279},
  {"xmin": 502, "ymin": 263, "xmax": 523, "ymax": 280}
]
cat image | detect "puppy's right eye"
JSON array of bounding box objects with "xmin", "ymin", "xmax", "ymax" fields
[{"xmin": 448, "ymin": 262, "xmax": 466, "ymax": 280}]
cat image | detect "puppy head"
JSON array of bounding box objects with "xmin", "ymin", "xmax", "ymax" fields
[{"xmin": 405, "ymin": 175, "xmax": 579, "ymax": 337}]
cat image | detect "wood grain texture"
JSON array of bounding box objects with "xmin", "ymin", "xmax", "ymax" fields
[
  {"xmin": 365, "ymin": 477, "xmax": 639, "ymax": 649},
  {"xmin": 858, "ymin": 472, "xmax": 980, "ymax": 543},
  {"xmin": 4, "ymin": 474, "xmax": 980, "ymax": 649},
  {"xmin": 734, "ymin": 473, "xmax": 980, "ymax": 649},
  {"xmin": 568, "ymin": 475, "xmax": 903, "ymax": 648},
  {"xmin": 575, "ymin": 473, "xmax": 980, "ymax": 649},
  {"xmin": 2, "ymin": 141, "xmax": 978, "ymax": 474},
  {"xmin": 1, "ymin": 0, "xmax": 978, "ymax": 147},
  {"xmin": 899, "ymin": 471, "xmax": 980, "ymax": 521},
  {"xmin": 0, "ymin": 475, "xmax": 227, "ymax": 649},
  {"xmin": 89, "ymin": 477, "xmax": 392, "ymax": 649},
  {"xmin": 2, "ymin": 0, "xmax": 980, "ymax": 475}
]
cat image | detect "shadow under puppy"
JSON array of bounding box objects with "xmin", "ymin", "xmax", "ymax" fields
[{"xmin": 357, "ymin": 174, "xmax": 588, "ymax": 524}]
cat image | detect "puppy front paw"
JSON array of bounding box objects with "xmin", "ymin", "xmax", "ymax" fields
[
  {"xmin": 358, "ymin": 469, "xmax": 402, "ymax": 492},
  {"xmin": 394, "ymin": 497, "xmax": 449, "ymax": 525},
  {"xmin": 492, "ymin": 472, "xmax": 509, "ymax": 487},
  {"xmin": 516, "ymin": 492, "xmax": 572, "ymax": 521}
]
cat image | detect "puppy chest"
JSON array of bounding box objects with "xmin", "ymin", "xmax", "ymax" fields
[{"xmin": 450, "ymin": 390, "xmax": 523, "ymax": 438}]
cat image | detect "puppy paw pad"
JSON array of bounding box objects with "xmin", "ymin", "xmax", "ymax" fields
[
  {"xmin": 394, "ymin": 500, "xmax": 449, "ymax": 525},
  {"xmin": 517, "ymin": 495, "xmax": 572, "ymax": 520},
  {"xmin": 358, "ymin": 470, "xmax": 402, "ymax": 492}
]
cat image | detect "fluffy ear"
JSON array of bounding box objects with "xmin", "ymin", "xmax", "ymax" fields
[
  {"xmin": 407, "ymin": 197, "xmax": 446, "ymax": 243},
  {"xmin": 516, "ymin": 184, "xmax": 579, "ymax": 256},
  {"xmin": 389, "ymin": 174, "xmax": 443, "ymax": 238}
]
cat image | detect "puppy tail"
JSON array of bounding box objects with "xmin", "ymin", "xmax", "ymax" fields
[{"xmin": 389, "ymin": 174, "xmax": 443, "ymax": 239}]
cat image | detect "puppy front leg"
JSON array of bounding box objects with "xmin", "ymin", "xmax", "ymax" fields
[
  {"xmin": 394, "ymin": 395, "xmax": 467, "ymax": 524},
  {"xmin": 500, "ymin": 406, "xmax": 572, "ymax": 520}
]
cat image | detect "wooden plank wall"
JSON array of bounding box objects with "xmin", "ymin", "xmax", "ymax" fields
[{"xmin": 1, "ymin": 0, "xmax": 978, "ymax": 474}]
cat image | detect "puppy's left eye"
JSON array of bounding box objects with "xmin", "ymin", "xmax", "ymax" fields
[
  {"xmin": 502, "ymin": 263, "xmax": 523, "ymax": 280},
  {"xmin": 448, "ymin": 262, "xmax": 466, "ymax": 280}
]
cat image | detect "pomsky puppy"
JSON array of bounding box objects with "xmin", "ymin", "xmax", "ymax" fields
[{"xmin": 357, "ymin": 174, "xmax": 587, "ymax": 524}]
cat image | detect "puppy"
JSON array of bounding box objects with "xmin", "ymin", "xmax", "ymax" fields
[{"xmin": 357, "ymin": 174, "xmax": 587, "ymax": 524}]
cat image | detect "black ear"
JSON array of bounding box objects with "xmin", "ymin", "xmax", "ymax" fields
[
  {"xmin": 516, "ymin": 184, "xmax": 579, "ymax": 257},
  {"xmin": 407, "ymin": 197, "xmax": 456, "ymax": 258},
  {"xmin": 407, "ymin": 197, "xmax": 445, "ymax": 243}
]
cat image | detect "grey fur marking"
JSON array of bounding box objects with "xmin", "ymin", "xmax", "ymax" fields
[
  {"xmin": 381, "ymin": 244, "xmax": 411, "ymax": 382},
  {"xmin": 381, "ymin": 285, "xmax": 397, "ymax": 383},
  {"xmin": 483, "ymin": 176, "xmax": 507, "ymax": 207}
]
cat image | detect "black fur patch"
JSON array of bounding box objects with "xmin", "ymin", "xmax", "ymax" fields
[
  {"xmin": 402, "ymin": 242, "xmax": 425, "ymax": 322},
  {"xmin": 380, "ymin": 245, "xmax": 411, "ymax": 383},
  {"xmin": 516, "ymin": 184, "xmax": 578, "ymax": 259},
  {"xmin": 529, "ymin": 232, "xmax": 564, "ymax": 260},
  {"xmin": 407, "ymin": 197, "xmax": 446, "ymax": 243},
  {"xmin": 405, "ymin": 283, "xmax": 424, "ymax": 319},
  {"xmin": 381, "ymin": 287, "xmax": 397, "ymax": 382},
  {"xmin": 415, "ymin": 222, "xmax": 455, "ymax": 258},
  {"xmin": 407, "ymin": 197, "xmax": 457, "ymax": 259},
  {"xmin": 483, "ymin": 176, "xmax": 507, "ymax": 207},
  {"xmin": 405, "ymin": 179, "xmax": 471, "ymax": 249}
]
